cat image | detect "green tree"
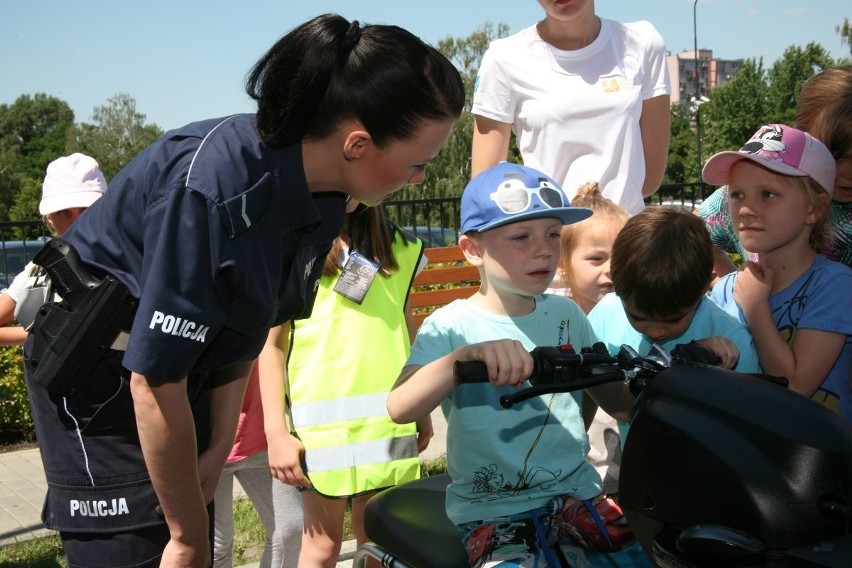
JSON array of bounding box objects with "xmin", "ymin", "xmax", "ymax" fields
[
  {"xmin": 67, "ymin": 93, "xmax": 163, "ymax": 180},
  {"xmin": 0, "ymin": 94, "xmax": 74, "ymax": 180},
  {"xmin": 8, "ymin": 176, "xmax": 42, "ymax": 227},
  {"xmin": 436, "ymin": 22, "xmax": 509, "ymax": 110},
  {"xmin": 394, "ymin": 22, "xmax": 509, "ymax": 202},
  {"xmin": 765, "ymin": 43, "xmax": 835, "ymax": 126},
  {"xmin": 0, "ymin": 94, "xmax": 74, "ymax": 220},
  {"xmin": 664, "ymin": 104, "xmax": 698, "ymax": 185},
  {"xmin": 694, "ymin": 41, "xmax": 835, "ymax": 178},
  {"xmin": 837, "ymin": 17, "xmax": 852, "ymax": 57},
  {"xmin": 0, "ymin": 146, "xmax": 26, "ymax": 223},
  {"xmin": 700, "ymin": 58, "xmax": 770, "ymax": 158}
]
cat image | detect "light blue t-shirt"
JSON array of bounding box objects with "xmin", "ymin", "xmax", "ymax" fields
[
  {"xmin": 587, "ymin": 294, "xmax": 760, "ymax": 373},
  {"xmin": 406, "ymin": 294, "xmax": 601, "ymax": 524},
  {"xmin": 710, "ymin": 255, "xmax": 852, "ymax": 422}
]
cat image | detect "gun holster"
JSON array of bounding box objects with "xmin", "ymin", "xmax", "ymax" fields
[{"xmin": 28, "ymin": 238, "xmax": 136, "ymax": 396}]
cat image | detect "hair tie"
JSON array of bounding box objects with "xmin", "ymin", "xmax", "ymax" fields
[{"xmin": 339, "ymin": 20, "xmax": 362, "ymax": 58}]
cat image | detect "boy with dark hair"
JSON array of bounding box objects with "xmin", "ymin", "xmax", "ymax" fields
[
  {"xmin": 588, "ymin": 207, "xmax": 759, "ymax": 373},
  {"xmin": 388, "ymin": 162, "xmax": 652, "ymax": 567}
]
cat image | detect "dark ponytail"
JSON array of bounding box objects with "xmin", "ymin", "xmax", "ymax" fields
[{"xmin": 246, "ymin": 13, "xmax": 464, "ymax": 148}]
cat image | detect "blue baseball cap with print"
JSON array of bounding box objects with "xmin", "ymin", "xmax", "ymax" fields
[{"xmin": 461, "ymin": 162, "xmax": 592, "ymax": 233}]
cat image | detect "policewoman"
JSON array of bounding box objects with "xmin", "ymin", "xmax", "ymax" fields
[{"xmin": 23, "ymin": 14, "xmax": 463, "ymax": 568}]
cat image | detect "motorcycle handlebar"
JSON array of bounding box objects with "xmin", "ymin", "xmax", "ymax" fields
[
  {"xmin": 453, "ymin": 344, "xmax": 622, "ymax": 385},
  {"xmin": 453, "ymin": 342, "xmax": 658, "ymax": 408}
]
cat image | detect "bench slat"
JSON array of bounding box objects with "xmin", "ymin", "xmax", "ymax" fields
[
  {"xmin": 409, "ymin": 245, "xmax": 480, "ymax": 331},
  {"xmin": 412, "ymin": 265, "xmax": 479, "ymax": 287},
  {"xmin": 417, "ymin": 245, "xmax": 468, "ymax": 264},
  {"xmin": 409, "ymin": 286, "xmax": 479, "ymax": 309}
]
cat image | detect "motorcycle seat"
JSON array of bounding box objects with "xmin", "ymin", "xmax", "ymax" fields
[{"xmin": 363, "ymin": 474, "xmax": 468, "ymax": 568}]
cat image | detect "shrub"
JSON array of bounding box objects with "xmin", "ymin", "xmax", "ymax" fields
[{"xmin": 0, "ymin": 345, "xmax": 35, "ymax": 443}]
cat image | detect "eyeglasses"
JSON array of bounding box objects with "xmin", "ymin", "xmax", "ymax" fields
[{"xmin": 490, "ymin": 178, "xmax": 565, "ymax": 214}]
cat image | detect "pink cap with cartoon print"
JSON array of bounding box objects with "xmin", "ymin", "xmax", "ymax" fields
[{"xmin": 702, "ymin": 124, "xmax": 836, "ymax": 197}]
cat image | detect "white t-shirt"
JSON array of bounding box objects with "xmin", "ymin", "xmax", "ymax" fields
[{"xmin": 472, "ymin": 18, "xmax": 671, "ymax": 215}]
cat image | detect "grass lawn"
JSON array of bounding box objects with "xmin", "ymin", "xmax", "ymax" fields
[
  {"xmin": 0, "ymin": 456, "xmax": 448, "ymax": 567},
  {"xmin": 0, "ymin": 534, "xmax": 64, "ymax": 567}
]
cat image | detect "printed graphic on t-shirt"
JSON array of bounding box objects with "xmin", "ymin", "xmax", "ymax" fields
[
  {"xmin": 469, "ymin": 322, "xmax": 569, "ymax": 504},
  {"xmin": 773, "ymin": 272, "xmax": 841, "ymax": 414}
]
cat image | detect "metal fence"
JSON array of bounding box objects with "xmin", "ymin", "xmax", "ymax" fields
[
  {"xmin": 0, "ymin": 182, "xmax": 713, "ymax": 280},
  {"xmin": 0, "ymin": 222, "xmax": 52, "ymax": 289},
  {"xmin": 384, "ymin": 181, "xmax": 712, "ymax": 247}
]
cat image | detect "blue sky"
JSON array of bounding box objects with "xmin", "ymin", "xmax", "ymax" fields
[{"xmin": 1, "ymin": 0, "xmax": 849, "ymax": 131}]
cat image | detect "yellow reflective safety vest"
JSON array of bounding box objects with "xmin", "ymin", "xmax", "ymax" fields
[{"xmin": 288, "ymin": 230, "xmax": 424, "ymax": 497}]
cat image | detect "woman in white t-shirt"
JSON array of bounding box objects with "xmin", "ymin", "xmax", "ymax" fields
[
  {"xmin": 471, "ymin": 0, "xmax": 671, "ymax": 215},
  {"xmin": 0, "ymin": 153, "xmax": 106, "ymax": 345}
]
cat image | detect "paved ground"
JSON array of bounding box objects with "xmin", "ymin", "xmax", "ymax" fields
[
  {"xmin": 0, "ymin": 447, "xmax": 52, "ymax": 547},
  {"xmin": 0, "ymin": 407, "xmax": 448, "ymax": 567}
]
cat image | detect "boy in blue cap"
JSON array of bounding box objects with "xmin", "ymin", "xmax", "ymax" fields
[{"xmin": 387, "ymin": 162, "xmax": 650, "ymax": 567}]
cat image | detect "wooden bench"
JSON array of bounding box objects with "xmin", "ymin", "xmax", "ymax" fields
[{"xmin": 409, "ymin": 246, "xmax": 480, "ymax": 330}]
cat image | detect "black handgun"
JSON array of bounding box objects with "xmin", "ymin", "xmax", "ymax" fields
[{"xmin": 28, "ymin": 238, "xmax": 136, "ymax": 396}]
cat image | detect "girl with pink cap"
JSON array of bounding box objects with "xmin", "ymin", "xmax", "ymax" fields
[{"xmin": 705, "ymin": 124, "xmax": 852, "ymax": 422}]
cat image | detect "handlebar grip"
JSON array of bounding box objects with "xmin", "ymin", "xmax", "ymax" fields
[{"xmin": 453, "ymin": 360, "xmax": 491, "ymax": 384}]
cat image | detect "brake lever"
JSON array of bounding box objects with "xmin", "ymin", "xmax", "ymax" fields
[{"xmin": 499, "ymin": 370, "xmax": 624, "ymax": 408}]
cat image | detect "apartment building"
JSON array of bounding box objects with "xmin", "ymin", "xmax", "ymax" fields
[{"xmin": 667, "ymin": 48, "xmax": 744, "ymax": 110}]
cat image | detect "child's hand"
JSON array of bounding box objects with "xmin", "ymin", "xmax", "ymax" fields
[
  {"xmin": 695, "ymin": 337, "xmax": 740, "ymax": 369},
  {"xmin": 734, "ymin": 261, "xmax": 773, "ymax": 320},
  {"xmin": 267, "ymin": 432, "xmax": 312, "ymax": 489},
  {"xmin": 461, "ymin": 339, "xmax": 533, "ymax": 387}
]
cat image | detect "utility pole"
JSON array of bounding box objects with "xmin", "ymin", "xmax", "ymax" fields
[{"xmin": 694, "ymin": 0, "xmax": 703, "ymax": 180}]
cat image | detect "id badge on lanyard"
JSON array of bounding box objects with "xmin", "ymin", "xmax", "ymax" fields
[{"xmin": 333, "ymin": 251, "xmax": 379, "ymax": 305}]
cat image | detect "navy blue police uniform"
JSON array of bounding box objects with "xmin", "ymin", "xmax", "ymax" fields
[{"xmin": 23, "ymin": 113, "xmax": 345, "ymax": 567}]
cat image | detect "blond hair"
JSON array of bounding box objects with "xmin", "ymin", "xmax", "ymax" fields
[
  {"xmin": 558, "ymin": 182, "xmax": 629, "ymax": 293},
  {"xmin": 786, "ymin": 175, "xmax": 833, "ymax": 252}
]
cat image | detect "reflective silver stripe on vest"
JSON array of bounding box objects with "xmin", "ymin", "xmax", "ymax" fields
[
  {"xmin": 292, "ymin": 392, "xmax": 388, "ymax": 429},
  {"xmin": 304, "ymin": 435, "xmax": 418, "ymax": 473}
]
